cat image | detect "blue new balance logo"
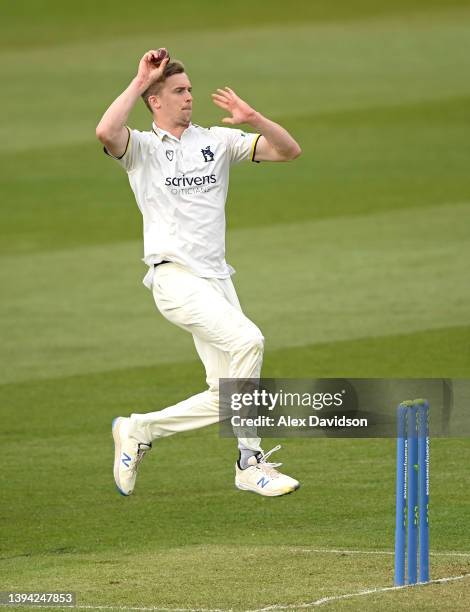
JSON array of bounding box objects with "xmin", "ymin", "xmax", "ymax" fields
[
  {"xmin": 121, "ymin": 452, "xmax": 132, "ymax": 467},
  {"xmin": 257, "ymin": 476, "xmax": 270, "ymax": 488}
]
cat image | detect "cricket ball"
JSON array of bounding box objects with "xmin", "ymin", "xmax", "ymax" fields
[{"xmin": 154, "ymin": 48, "xmax": 170, "ymax": 66}]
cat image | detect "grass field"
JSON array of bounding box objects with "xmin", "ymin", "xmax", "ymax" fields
[{"xmin": 1, "ymin": 1, "xmax": 470, "ymax": 610}]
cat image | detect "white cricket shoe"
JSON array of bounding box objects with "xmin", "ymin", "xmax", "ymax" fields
[
  {"xmin": 235, "ymin": 445, "xmax": 300, "ymax": 497},
  {"xmin": 112, "ymin": 417, "xmax": 152, "ymax": 496}
]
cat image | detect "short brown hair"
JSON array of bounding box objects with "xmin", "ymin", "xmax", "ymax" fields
[{"xmin": 141, "ymin": 61, "xmax": 186, "ymax": 113}]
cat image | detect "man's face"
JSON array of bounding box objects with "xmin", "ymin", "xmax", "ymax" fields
[{"xmin": 153, "ymin": 72, "xmax": 193, "ymax": 126}]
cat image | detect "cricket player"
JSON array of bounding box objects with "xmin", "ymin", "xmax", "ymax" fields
[{"xmin": 96, "ymin": 49, "xmax": 302, "ymax": 497}]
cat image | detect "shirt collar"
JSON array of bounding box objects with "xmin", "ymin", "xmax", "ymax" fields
[{"xmin": 152, "ymin": 122, "xmax": 193, "ymax": 142}]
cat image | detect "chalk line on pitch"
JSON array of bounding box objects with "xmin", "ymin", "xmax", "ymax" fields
[
  {"xmin": 248, "ymin": 573, "xmax": 470, "ymax": 611},
  {"xmin": 289, "ymin": 547, "xmax": 470, "ymax": 557}
]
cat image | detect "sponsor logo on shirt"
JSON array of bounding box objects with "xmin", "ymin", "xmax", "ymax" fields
[
  {"xmin": 164, "ymin": 174, "xmax": 217, "ymax": 187},
  {"xmin": 164, "ymin": 173, "xmax": 217, "ymax": 196}
]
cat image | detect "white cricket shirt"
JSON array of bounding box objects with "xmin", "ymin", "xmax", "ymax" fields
[{"xmin": 105, "ymin": 122, "xmax": 260, "ymax": 288}]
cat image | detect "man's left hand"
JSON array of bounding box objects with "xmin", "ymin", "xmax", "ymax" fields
[{"xmin": 211, "ymin": 87, "xmax": 257, "ymax": 125}]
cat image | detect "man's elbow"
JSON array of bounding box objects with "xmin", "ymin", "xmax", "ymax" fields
[
  {"xmin": 95, "ymin": 121, "xmax": 117, "ymax": 145},
  {"xmin": 285, "ymin": 144, "xmax": 302, "ymax": 161},
  {"xmin": 95, "ymin": 124, "xmax": 108, "ymax": 144}
]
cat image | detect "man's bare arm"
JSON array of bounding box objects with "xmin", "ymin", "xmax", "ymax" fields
[
  {"xmin": 244, "ymin": 114, "xmax": 301, "ymax": 162},
  {"xmin": 96, "ymin": 50, "xmax": 169, "ymax": 158},
  {"xmin": 211, "ymin": 87, "xmax": 301, "ymax": 162}
]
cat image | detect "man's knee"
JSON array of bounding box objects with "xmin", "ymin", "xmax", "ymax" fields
[
  {"xmin": 252, "ymin": 332, "xmax": 265, "ymax": 353},
  {"xmin": 240, "ymin": 329, "xmax": 264, "ymax": 355}
]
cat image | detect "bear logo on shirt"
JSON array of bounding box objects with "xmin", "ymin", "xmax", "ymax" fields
[{"xmin": 201, "ymin": 146, "xmax": 215, "ymax": 162}]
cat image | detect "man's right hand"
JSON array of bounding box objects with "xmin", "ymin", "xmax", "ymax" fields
[{"xmin": 135, "ymin": 49, "xmax": 170, "ymax": 91}]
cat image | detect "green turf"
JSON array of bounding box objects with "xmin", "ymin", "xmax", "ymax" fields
[
  {"xmin": 1, "ymin": 1, "xmax": 470, "ymax": 610},
  {"xmin": 2, "ymin": 0, "xmax": 470, "ymax": 50},
  {"xmin": 2, "ymin": 202, "xmax": 469, "ymax": 384},
  {"xmin": 1, "ymin": 367, "xmax": 470, "ymax": 608}
]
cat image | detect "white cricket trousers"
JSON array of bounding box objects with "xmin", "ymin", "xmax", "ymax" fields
[{"xmin": 129, "ymin": 262, "xmax": 263, "ymax": 452}]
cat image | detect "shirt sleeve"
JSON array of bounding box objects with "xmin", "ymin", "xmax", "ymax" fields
[
  {"xmin": 210, "ymin": 126, "xmax": 261, "ymax": 165},
  {"xmin": 103, "ymin": 127, "xmax": 148, "ymax": 173}
]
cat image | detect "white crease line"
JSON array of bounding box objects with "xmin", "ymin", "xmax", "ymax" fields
[
  {"xmin": 248, "ymin": 573, "xmax": 470, "ymax": 611},
  {"xmin": 290, "ymin": 547, "xmax": 470, "ymax": 557},
  {"xmin": 429, "ymin": 551, "xmax": 470, "ymax": 557}
]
